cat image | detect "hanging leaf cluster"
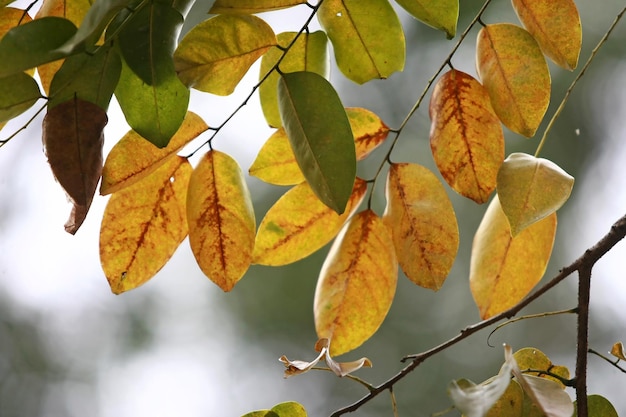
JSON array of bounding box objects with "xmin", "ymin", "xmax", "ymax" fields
[{"xmin": 0, "ymin": 0, "xmax": 586, "ymax": 369}]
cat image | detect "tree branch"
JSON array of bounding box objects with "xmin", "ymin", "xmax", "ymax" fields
[{"xmin": 330, "ymin": 212, "xmax": 626, "ymax": 416}]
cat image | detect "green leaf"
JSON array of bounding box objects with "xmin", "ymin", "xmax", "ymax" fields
[
  {"xmin": 574, "ymin": 395, "xmax": 618, "ymax": 417},
  {"xmin": 0, "ymin": 73, "xmax": 42, "ymax": 122},
  {"xmin": 497, "ymin": 153, "xmax": 574, "ymax": 236},
  {"xmin": 394, "ymin": 0, "xmax": 458, "ymax": 38},
  {"xmin": 0, "ymin": 17, "xmax": 77, "ymax": 77},
  {"xmin": 118, "ymin": 2, "xmax": 183, "ymax": 86},
  {"xmin": 174, "ymin": 14, "xmax": 276, "ymax": 95},
  {"xmin": 115, "ymin": 56, "xmax": 189, "ymax": 148},
  {"xmin": 259, "ymin": 31, "xmax": 329, "ymax": 127},
  {"xmin": 277, "ymin": 71, "xmax": 356, "ymax": 214},
  {"xmin": 318, "ymin": 0, "xmax": 405, "ymax": 84},
  {"xmin": 271, "ymin": 401, "xmax": 307, "ymax": 417},
  {"xmin": 58, "ymin": 0, "xmax": 138, "ymax": 54},
  {"xmin": 210, "ymin": 0, "xmax": 307, "ymax": 14},
  {"xmin": 49, "ymin": 43, "xmax": 121, "ymax": 110}
]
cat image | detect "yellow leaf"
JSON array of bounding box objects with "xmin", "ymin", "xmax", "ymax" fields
[
  {"xmin": 210, "ymin": 0, "xmax": 307, "ymax": 14},
  {"xmin": 497, "ymin": 153, "xmax": 574, "ymax": 236},
  {"xmin": 314, "ymin": 210, "xmax": 398, "ymax": 356},
  {"xmin": 383, "ymin": 163, "xmax": 458, "ymax": 290},
  {"xmin": 253, "ymin": 178, "xmax": 367, "ymax": 266},
  {"xmin": 259, "ymin": 31, "xmax": 329, "ymax": 128},
  {"xmin": 174, "ymin": 14, "xmax": 276, "ymax": 95},
  {"xmin": 250, "ymin": 108, "xmax": 389, "ymax": 186},
  {"xmin": 101, "ymin": 112, "xmax": 208, "ymax": 195},
  {"xmin": 35, "ymin": 0, "xmax": 92, "ymax": 93},
  {"xmin": 187, "ymin": 150, "xmax": 256, "ymax": 291},
  {"xmin": 249, "ymin": 128, "xmax": 305, "ymax": 185},
  {"xmin": 429, "ymin": 69, "xmax": 504, "ymax": 203},
  {"xmin": 476, "ymin": 24, "xmax": 551, "ymax": 137},
  {"xmin": 512, "ymin": 0, "xmax": 581, "ymax": 70},
  {"xmin": 610, "ymin": 342, "xmax": 626, "ymax": 361},
  {"xmin": 470, "ymin": 196, "xmax": 556, "ymax": 319},
  {"xmin": 100, "ymin": 156, "xmax": 191, "ymax": 294},
  {"xmin": 513, "ymin": 347, "xmax": 570, "ymax": 387}
]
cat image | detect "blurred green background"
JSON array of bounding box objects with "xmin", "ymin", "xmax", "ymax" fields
[{"xmin": 1, "ymin": 0, "xmax": 625, "ymax": 416}]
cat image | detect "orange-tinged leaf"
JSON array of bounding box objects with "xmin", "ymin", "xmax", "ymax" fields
[
  {"xmin": 43, "ymin": 97, "xmax": 107, "ymax": 234},
  {"xmin": 513, "ymin": 347, "xmax": 570, "ymax": 387},
  {"xmin": 383, "ymin": 163, "xmax": 458, "ymax": 290},
  {"xmin": 476, "ymin": 24, "xmax": 550, "ymax": 137},
  {"xmin": 314, "ymin": 210, "xmax": 397, "ymax": 356},
  {"xmin": 187, "ymin": 150, "xmax": 255, "ymax": 291},
  {"xmin": 250, "ymin": 108, "xmax": 389, "ymax": 186},
  {"xmin": 610, "ymin": 342, "xmax": 625, "ymax": 361},
  {"xmin": 497, "ymin": 153, "xmax": 574, "ymax": 236},
  {"xmin": 36, "ymin": 0, "xmax": 92, "ymax": 93},
  {"xmin": 100, "ymin": 156, "xmax": 191, "ymax": 294},
  {"xmin": 253, "ymin": 178, "xmax": 367, "ymax": 266},
  {"xmin": 512, "ymin": 0, "xmax": 581, "ymax": 70},
  {"xmin": 101, "ymin": 112, "xmax": 208, "ymax": 195},
  {"xmin": 470, "ymin": 196, "xmax": 556, "ymax": 319},
  {"xmin": 429, "ymin": 69, "xmax": 504, "ymax": 203}
]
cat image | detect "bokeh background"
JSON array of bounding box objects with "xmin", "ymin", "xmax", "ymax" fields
[{"xmin": 1, "ymin": 0, "xmax": 625, "ymax": 416}]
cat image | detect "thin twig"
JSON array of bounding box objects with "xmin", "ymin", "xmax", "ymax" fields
[
  {"xmin": 330, "ymin": 212, "xmax": 626, "ymax": 416},
  {"xmin": 366, "ymin": 0, "xmax": 495, "ymax": 209},
  {"xmin": 0, "ymin": 102, "xmax": 47, "ymax": 149},
  {"xmin": 534, "ymin": 3, "xmax": 626, "ymax": 157},
  {"xmin": 184, "ymin": 1, "xmax": 325, "ymax": 158},
  {"xmin": 486, "ymin": 308, "xmax": 577, "ymax": 347},
  {"xmin": 588, "ymin": 348, "xmax": 626, "ymax": 373}
]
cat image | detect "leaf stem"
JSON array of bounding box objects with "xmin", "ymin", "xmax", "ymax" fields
[
  {"xmin": 0, "ymin": 102, "xmax": 48, "ymax": 149},
  {"xmin": 486, "ymin": 308, "xmax": 577, "ymax": 347},
  {"xmin": 311, "ymin": 366, "xmax": 376, "ymax": 391},
  {"xmin": 588, "ymin": 348, "xmax": 626, "ymax": 373},
  {"xmin": 534, "ymin": 4, "xmax": 626, "ymax": 157}
]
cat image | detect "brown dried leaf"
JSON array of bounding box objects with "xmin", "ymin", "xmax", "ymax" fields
[{"xmin": 43, "ymin": 98, "xmax": 107, "ymax": 234}]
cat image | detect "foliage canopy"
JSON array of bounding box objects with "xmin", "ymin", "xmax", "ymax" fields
[{"xmin": 0, "ymin": 0, "xmax": 624, "ymax": 415}]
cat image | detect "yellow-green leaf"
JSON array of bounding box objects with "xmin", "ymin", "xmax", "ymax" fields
[
  {"xmin": 476, "ymin": 24, "xmax": 550, "ymax": 137},
  {"xmin": 210, "ymin": 0, "xmax": 307, "ymax": 14},
  {"xmin": 574, "ymin": 395, "xmax": 618, "ymax": 417},
  {"xmin": 318, "ymin": 0, "xmax": 405, "ymax": 84},
  {"xmin": 610, "ymin": 342, "xmax": 625, "ymax": 361},
  {"xmin": 429, "ymin": 69, "xmax": 504, "ymax": 203},
  {"xmin": 271, "ymin": 401, "xmax": 307, "ymax": 417},
  {"xmin": 383, "ymin": 163, "xmax": 458, "ymax": 290},
  {"xmin": 187, "ymin": 150, "xmax": 256, "ymax": 291},
  {"xmin": 100, "ymin": 156, "xmax": 191, "ymax": 294},
  {"xmin": 250, "ymin": 108, "xmax": 389, "ymax": 186},
  {"xmin": 174, "ymin": 14, "xmax": 276, "ymax": 95},
  {"xmin": 253, "ymin": 178, "xmax": 367, "ymax": 266},
  {"xmin": 101, "ymin": 112, "xmax": 208, "ymax": 195},
  {"xmin": 315, "ymin": 210, "xmax": 398, "ymax": 356},
  {"xmin": 485, "ymin": 379, "xmax": 524, "ymax": 417},
  {"xmin": 497, "ymin": 153, "xmax": 574, "ymax": 236},
  {"xmin": 394, "ymin": 0, "xmax": 458, "ymax": 39},
  {"xmin": 512, "ymin": 0, "xmax": 581, "ymax": 70},
  {"xmin": 259, "ymin": 31, "xmax": 329, "ymax": 128},
  {"xmin": 513, "ymin": 347, "xmax": 570, "ymax": 388},
  {"xmin": 470, "ymin": 196, "xmax": 556, "ymax": 319}
]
